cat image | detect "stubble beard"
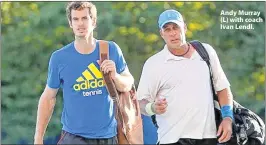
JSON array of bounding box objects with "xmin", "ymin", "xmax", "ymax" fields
[
  {"xmin": 75, "ymin": 31, "xmax": 90, "ymax": 41},
  {"xmin": 75, "ymin": 35, "xmax": 86, "ymax": 41},
  {"xmin": 172, "ymin": 36, "xmax": 186, "ymax": 50},
  {"xmin": 169, "ymin": 41, "xmax": 185, "ymax": 50}
]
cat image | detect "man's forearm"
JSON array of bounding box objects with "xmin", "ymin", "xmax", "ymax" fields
[
  {"xmin": 217, "ymin": 87, "xmax": 234, "ymax": 121},
  {"xmin": 113, "ymin": 73, "xmax": 134, "ymax": 92},
  {"xmin": 34, "ymin": 96, "xmax": 56, "ymax": 140},
  {"xmin": 217, "ymin": 87, "xmax": 233, "ymax": 107}
]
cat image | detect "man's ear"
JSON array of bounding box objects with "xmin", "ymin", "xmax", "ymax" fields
[
  {"xmin": 68, "ymin": 20, "xmax": 73, "ymax": 28},
  {"xmin": 184, "ymin": 23, "xmax": 187, "ymax": 33},
  {"xmin": 92, "ymin": 18, "xmax": 97, "ymax": 29},
  {"xmin": 159, "ymin": 29, "xmax": 164, "ymax": 38}
]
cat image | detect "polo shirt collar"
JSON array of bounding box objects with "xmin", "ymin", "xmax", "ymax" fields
[{"xmin": 163, "ymin": 45, "xmax": 187, "ymax": 62}]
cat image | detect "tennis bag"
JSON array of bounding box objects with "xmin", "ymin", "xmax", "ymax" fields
[{"xmin": 99, "ymin": 40, "xmax": 144, "ymax": 144}]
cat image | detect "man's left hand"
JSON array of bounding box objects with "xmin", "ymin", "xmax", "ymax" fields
[
  {"xmin": 217, "ymin": 117, "xmax": 233, "ymax": 143},
  {"xmin": 98, "ymin": 60, "xmax": 117, "ymax": 80}
]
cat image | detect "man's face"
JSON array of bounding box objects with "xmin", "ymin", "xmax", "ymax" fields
[
  {"xmin": 160, "ymin": 22, "xmax": 186, "ymax": 49},
  {"xmin": 69, "ymin": 8, "xmax": 96, "ymax": 38}
]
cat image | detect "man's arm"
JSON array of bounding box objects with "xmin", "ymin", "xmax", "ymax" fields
[
  {"xmin": 217, "ymin": 87, "xmax": 234, "ymax": 121},
  {"xmin": 34, "ymin": 85, "xmax": 58, "ymax": 144},
  {"xmin": 217, "ymin": 87, "xmax": 233, "ymax": 107},
  {"xmin": 139, "ymin": 98, "xmax": 168, "ymax": 116},
  {"xmin": 99, "ymin": 59, "xmax": 134, "ymax": 92},
  {"xmin": 139, "ymin": 99, "xmax": 151, "ymax": 116},
  {"xmin": 216, "ymin": 87, "xmax": 234, "ymax": 143},
  {"xmin": 206, "ymin": 43, "xmax": 233, "ymax": 143},
  {"xmin": 137, "ymin": 58, "xmax": 165, "ymax": 116},
  {"xmin": 112, "ymin": 68, "xmax": 134, "ymax": 92}
]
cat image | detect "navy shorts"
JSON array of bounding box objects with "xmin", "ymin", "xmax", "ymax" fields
[{"xmin": 57, "ymin": 130, "xmax": 118, "ymax": 145}]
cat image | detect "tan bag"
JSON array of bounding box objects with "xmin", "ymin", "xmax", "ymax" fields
[{"xmin": 99, "ymin": 40, "xmax": 144, "ymax": 144}]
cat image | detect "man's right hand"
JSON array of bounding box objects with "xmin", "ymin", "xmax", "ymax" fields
[{"xmin": 152, "ymin": 97, "xmax": 168, "ymax": 115}]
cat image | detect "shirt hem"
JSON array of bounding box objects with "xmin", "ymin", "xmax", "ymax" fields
[{"xmin": 62, "ymin": 127, "xmax": 117, "ymax": 139}]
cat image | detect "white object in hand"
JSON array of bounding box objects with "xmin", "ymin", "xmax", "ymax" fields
[{"xmin": 159, "ymin": 96, "xmax": 165, "ymax": 100}]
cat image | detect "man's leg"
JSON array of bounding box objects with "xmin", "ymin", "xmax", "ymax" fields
[
  {"xmin": 95, "ymin": 136, "xmax": 118, "ymax": 145},
  {"xmin": 159, "ymin": 138, "xmax": 196, "ymax": 145},
  {"xmin": 158, "ymin": 142, "xmax": 183, "ymax": 145},
  {"xmin": 196, "ymin": 138, "xmax": 217, "ymax": 145},
  {"xmin": 57, "ymin": 130, "xmax": 88, "ymax": 144},
  {"xmin": 57, "ymin": 130, "xmax": 117, "ymax": 145}
]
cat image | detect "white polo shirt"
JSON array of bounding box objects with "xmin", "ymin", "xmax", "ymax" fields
[{"xmin": 137, "ymin": 43, "xmax": 230, "ymax": 144}]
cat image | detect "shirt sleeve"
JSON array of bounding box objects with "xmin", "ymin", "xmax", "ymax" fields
[
  {"xmin": 47, "ymin": 52, "xmax": 61, "ymax": 89},
  {"xmin": 109, "ymin": 41, "xmax": 127, "ymax": 74},
  {"xmin": 137, "ymin": 60, "xmax": 159, "ymax": 102},
  {"xmin": 204, "ymin": 43, "xmax": 230, "ymax": 91}
]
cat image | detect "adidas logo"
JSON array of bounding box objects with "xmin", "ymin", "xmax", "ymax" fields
[{"xmin": 73, "ymin": 63, "xmax": 105, "ymax": 91}]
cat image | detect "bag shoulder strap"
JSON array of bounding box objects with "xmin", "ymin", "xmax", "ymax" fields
[
  {"xmin": 99, "ymin": 40, "xmax": 109, "ymax": 61},
  {"xmin": 98, "ymin": 40, "xmax": 119, "ymax": 99},
  {"xmin": 190, "ymin": 40, "xmax": 210, "ymax": 64},
  {"xmin": 99, "ymin": 40, "xmax": 130, "ymax": 143},
  {"xmin": 190, "ymin": 40, "xmax": 219, "ymax": 102}
]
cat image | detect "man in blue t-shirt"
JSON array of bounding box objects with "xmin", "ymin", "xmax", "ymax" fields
[{"xmin": 34, "ymin": 2, "xmax": 134, "ymax": 144}]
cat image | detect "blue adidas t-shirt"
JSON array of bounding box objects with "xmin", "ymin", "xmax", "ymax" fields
[{"xmin": 47, "ymin": 40, "xmax": 127, "ymax": 138}]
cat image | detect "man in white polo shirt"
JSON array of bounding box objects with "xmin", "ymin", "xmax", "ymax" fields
[{"xmin": 137, "ymin": 9, "xmax": 234, "ymax": 145}]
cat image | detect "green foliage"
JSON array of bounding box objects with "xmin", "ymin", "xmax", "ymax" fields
[
  {"xmin": 1, "ymin": 2, "xmax": 264, "ymax": 143},
  {"xmin": 206, "ymin": 2, "xmax": 265, "ymax": 114}
]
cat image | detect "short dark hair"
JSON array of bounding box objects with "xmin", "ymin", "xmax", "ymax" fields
[{"xmin": 66, "ymin": 2, "xmax": 97, "ymax": 22}]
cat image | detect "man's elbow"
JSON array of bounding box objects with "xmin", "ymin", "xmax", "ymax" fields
[
  {"xmin": 119, "ymin": 76, "xmax": 134, "ymax": 92},
  {"xmin": 217, "ymin": 87, "xmax": 233, "ymax": 98},
  {"xmin": 119, "ymin": 82, "xmax": 133, "ymax": 92},
  {"xmin": 118, "ymin": 86, "xmax": 131, "ymax": 92}
]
